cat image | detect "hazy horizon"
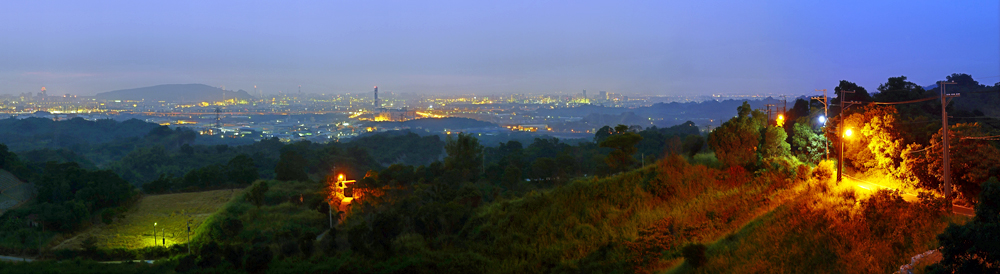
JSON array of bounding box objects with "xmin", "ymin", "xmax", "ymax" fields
[{"xmin": 1, "ymin": 1, "xmax": 998, "ymax": 97}]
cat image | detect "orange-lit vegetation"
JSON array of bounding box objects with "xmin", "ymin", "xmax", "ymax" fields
[
  {"xmin": 677, "ymin": 161, "xmax": 966, "ymax": 274},
  {"xmin": 459, "ymin": 153, "xmax": 809, "ymax": 273}
]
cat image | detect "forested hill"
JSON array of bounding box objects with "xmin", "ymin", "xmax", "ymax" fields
[
  {"xmin": 95, "ymin": 84, "xmax": 254, "ymax": 102},
  {"xmin": 0, "ymin": 117, "xmax": 161, "ymax": 152}
]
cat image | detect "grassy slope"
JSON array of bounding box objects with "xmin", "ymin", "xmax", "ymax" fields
[
  {"xmin": 187, "ymin": 179, "xmax": 328, "ymax": 248},
  {"xmin": 668, "ymin": 161, "xmax": 968, "ymax": 274},
  {"xmin": 170, "ymin": 154, "xmax": 808, "ymax": 274},
  {"xmin": 0, "ymin": 169, "xmax": 30, "ymax": 215},
  {"xmin": 53, "ymin": 189, "xmax": 242, "ymax": 250},
  {"xmin": 460, "ymin": 155, "xmax": 809, "ymax": 273},
  {"xmin": 60, "ymin": 154, "xmax": 961, "ymax": 274}
]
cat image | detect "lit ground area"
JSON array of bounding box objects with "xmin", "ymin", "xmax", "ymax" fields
[{"xmin": 53, "ymin": 189, "xmax": 242, "ymax": 250}]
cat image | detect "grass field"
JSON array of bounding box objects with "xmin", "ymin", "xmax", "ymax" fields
[
  {"xmin": 53, "ymin": 189, "xmax": 243, "ymax": 250},
  {"xmin": 0, "ymin": 169, "xmax": 32, "ymax": 216}
]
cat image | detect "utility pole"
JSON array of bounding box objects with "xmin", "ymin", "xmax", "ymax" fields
[
  {"xmin": 765, "ymin": 104, "xmax": 775, "ymax": 127},
  {"xmin": 837, "ymin": 90, "xmax": 860, "ymax": 183},
  {"xmin": 780, "ymin": 95, "xmax": 788, "ymax": 115},
  {"xmin": 811, "ymin": 89, "xmax": 829, "ymax": 160},
  {"xmin": 334, "ymin": 166, "xmax": 340, "ymax": 231},
  {"xmin": 939, "ymin": 81, "xmax": 959, "ymax": 204}
]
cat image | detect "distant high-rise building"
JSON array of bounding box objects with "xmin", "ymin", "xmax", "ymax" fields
[
  {"xmin": 600, "ymin": 91, "xmax": 607, "ymax": 100},
  {"xmin": 374, "ymin": 86, "xmax": 379, "ymax": 108},
  {"xmin": 582, "ymin": 90, "xmax": 587, "ymax": 99}
]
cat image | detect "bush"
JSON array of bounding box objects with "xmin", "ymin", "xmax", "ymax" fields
[
  {"xmin": 279, "ymin": 241, "xmax": 299, "ymax": 258},
  {"xmin": 223, "ymin": 244, "xmax": 245, "ymax": 270},
  {"xmin": 682, "ymin": 243, "xmax": 708, "ymax": 268},
  {"xmin": 811, "ymin": 160, "xmax": 835, "ymax": 183},
  {"xmin": 299, "ymin": 233, "xmax": 316, "ymax": 257},
  {"xmin": 245, "ymin": 245, "xmax": 273, "ymax": 274},
  {"xmin": 196, "ymin": 241, "xmax": 221, "ymax": 269},
  {"xmin": 174, "ymin": 254, "xmax": 197, "ymax": 273}
]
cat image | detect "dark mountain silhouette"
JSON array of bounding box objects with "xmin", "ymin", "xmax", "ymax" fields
[{"xmin": 94, "ymin": 84, "xmax": 254, "ymax": 102}]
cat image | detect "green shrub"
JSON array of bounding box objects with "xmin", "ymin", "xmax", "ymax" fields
[
  {"xmin": 174, "ymin": 254, "xmax": 197, "ymax": 273},
  {"xmin": 223, "ymin": 244, "xmax": 245, "ymax": 270},
  {"xmin": 245, "ymin": 245, "xmax": 273, "ymax": 274}
]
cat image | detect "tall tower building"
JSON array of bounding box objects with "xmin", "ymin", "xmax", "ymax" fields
[
  {"xmin": 374, "ymin": 86, "xmax": 379, "ymax": 108},
  {"xmin": 582, "ymin": 90, "xmax": 587, "ymax": 99}
]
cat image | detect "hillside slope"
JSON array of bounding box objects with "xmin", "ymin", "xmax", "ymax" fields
[{"xmin": 95, "ymin": 84, "xmax": 254, "ymax": 102}]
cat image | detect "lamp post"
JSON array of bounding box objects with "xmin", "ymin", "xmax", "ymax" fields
[
  {"xmin": 812, "ymin": 89, "xmax": 829, "ymax": 160},
  {"xmin": 153, "ymin": 222, "xmax": 157, "ymax": 246},
  {"xmin": 819, "ymin": 115, "xmax": 828, "ymax": 160},
  {"xmin": 839, "ymin": 128, "xmax": 852, "ymax": 182},
  {"xmin": 836, "ymin": 90, "xmax": 858, "ymax": 183}
]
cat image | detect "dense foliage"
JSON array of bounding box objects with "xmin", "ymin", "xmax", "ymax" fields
[{"xmin": 929, "ymin": 177, "xmax": 1000, "ymax": 273}]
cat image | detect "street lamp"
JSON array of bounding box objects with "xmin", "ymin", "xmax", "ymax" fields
[
  {"xmin": 818, "ymin": 115, "xmax": 828, "ymax": 160},
  {"xmin": 153, "ymin": 222, "xmax": 157, "ymax": 246},
  {"xmin": 838, "ymin": 127, "xmax": 852, "ymax": 182}
]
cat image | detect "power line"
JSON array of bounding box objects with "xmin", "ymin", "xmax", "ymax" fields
[
  {"xmin": 961, "ymin": 135, "xmax": 1000, "ymax": 141},
  {"xmin": 866, "ymin": 96, "xmax": 939, "ymax": 105},
  {"xmin": 905, "ymin": 146, "xmax": 932, "ymax": 154}
]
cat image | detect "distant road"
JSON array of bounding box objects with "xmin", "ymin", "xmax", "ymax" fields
[
  {"xmin": 842, "ymin": 174, "xmax": 974, "ymax": 217},
  {"xmin": 0, "ymin": 255, "xmax": 33, "ymax": 262}
]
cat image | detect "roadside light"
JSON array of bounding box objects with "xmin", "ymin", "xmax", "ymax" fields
[
  {"xmin": 845, "ymin": 128, "xmax": 853, "ymax": 137},
  {"xmin": 338, "ymin": 174, "xmax": 344, "ymax": 182},
  {"xmin": 776, "ymin": 114, "xmax": 785, "ymax": 127},
  {"xmin": 818, "ymin": 115, "xmax": 826, "ymax": 124}
]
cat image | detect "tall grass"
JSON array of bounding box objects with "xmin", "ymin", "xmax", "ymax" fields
[
  {"xmin": 461, "ymin": 154, "xmax": 809, "ymax": 273},
  {"xmin": 674, "ymin": 170, "xmax": 966, "ymax": 274}
]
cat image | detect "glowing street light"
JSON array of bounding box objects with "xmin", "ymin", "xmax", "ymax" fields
[
  {"xmin": 153, "ymin": 222, "xmax": 157, "ymax": 246},
  {"xmin": 818, "ymin": 115, "xmax": 826, "ymax": 124},
  {"xmin": 838, "ymin": 127, "xmax": 852, "ymax": 182}
]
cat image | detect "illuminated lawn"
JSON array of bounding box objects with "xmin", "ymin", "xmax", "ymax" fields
[{"xmin": 53, "ymin": 189, "xmax": 242, "ymax": 250}]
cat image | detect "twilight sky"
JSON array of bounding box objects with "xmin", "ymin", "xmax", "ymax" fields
[{"xmin": 1, "ymin": 0, "xmax": 997, "ymax": 97}]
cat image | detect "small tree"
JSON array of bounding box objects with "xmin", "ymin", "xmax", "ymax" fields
[
  {"xmin": 599, "ymin": 124, "xmax": 643, "ymax": 173},
  {"xmin": 247, "ymin": 181, "xmax": 269, "ymax": 208},
  {"xmin": 443, "ymin": 133, "xmax": 483, "ymax": 182},
  {"xmin": 708, "ymin": 101, "xmax": 766, "ymax": 168}
]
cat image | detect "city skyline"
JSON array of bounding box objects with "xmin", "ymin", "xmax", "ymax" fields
[{"xmin": 1, "ymin": 1, "xmax": 998, "ymax": 96}]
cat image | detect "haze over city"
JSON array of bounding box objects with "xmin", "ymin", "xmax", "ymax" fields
[
  {"xmin": 2, "ymin": 1, "xmax": 997, "ymax": 96},
  {"xmin": 3, "ymin": 1, "xmax": 1000, "ymax": 273}
]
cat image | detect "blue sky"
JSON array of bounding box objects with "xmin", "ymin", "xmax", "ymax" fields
[{"xmin": 1, "ymin": 0, "xmax": 997, "ymax": 96}]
